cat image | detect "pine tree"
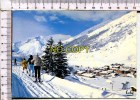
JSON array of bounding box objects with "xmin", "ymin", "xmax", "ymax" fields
[
  {"xmin": 42, "ymin": 37, "xmax": 55, "ymax": 74},
  {"xmin": 54, "ymin": 40, "xmax": 69, "ymax": 78},
  {"xmin": 42, "ymin": 46, "xmax": 50, "ymax": 71}
]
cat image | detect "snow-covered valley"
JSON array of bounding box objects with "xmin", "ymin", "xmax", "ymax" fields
[{"xmin": 12, "ymin": 64, "xmax": 136, "ymax": 98}]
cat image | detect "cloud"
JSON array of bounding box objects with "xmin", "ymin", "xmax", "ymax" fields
[
  {"xmin": 13, "ymin": 17, "xmax": 52, "ymax": 42},
  {"xmin": 57, "ymin": 11, "xmax": 93, "ymax": 21},
  {"xmin": 49, "ymin": 15, "xmax": 58, "ymax": 21},
  {"xmin": 34, "ymin": 15, "xmax": 47, "ymax": 22},
  {"xmin": 13, "ymin": 11, "xmax": 129, "ymax": 43},
  {"xmin": 56, "ymin": 11, "xmax": 129, "ymax": 21},
  {"xmin": 49, "ymin": 15, "xmax": 65, "ymax": 24},
  {"xmin": 40, "ymin": 11, "xmax": 129, "ymax": 22},
  {"xmin": 58, "ymin": 20, "xmax": 65, "ymax": 24}
]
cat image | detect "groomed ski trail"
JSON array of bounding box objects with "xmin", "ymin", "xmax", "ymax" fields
[{"xmin": 12, "ymin": 65, "xmax": 127, "ymax": 98}]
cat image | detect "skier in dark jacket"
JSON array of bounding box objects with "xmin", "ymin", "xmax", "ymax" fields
[
  {"xmin": 27, "ymin": 55, "xmax": 34, "ymax": 76},
  {"xmin": 32, "ymin": 54, "xmax": 42, "ymax": 82},
  {"xmin": 14, "ymin": 58, "xmax": 17, "ymax": 66}
]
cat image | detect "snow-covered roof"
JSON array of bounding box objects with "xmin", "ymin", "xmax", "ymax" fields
[
  {"xmin": 103, "ymin": 66, "xmax": 110, "ymax": 68},
  {"xmin": 112, "ymin": 66, "xmax": 120, "ymax": 68},
  {"xmin": 107, "ymin": 70, "xmax": 113, "ymax": 73},
  {"xmin": 82, "ymin": 73, "xmax": 95, "ymax": 77},
  {"xmin": 127, "ymin": 74, "xmax": 134, "ymax": 78},
  {"xmin": 119, "ymin": 68, "xmax": 130, "ymax": 71},
  {"xmin": 94, "ymin": 70, "xmax": 101, "ymax": 73},
  {"xmin": 100, "ymin": 71, "xmax": 108, "ymax": 74},
  {"xmin": 77, "ymin": 70, "xmax": 86, "ymax": 74}
]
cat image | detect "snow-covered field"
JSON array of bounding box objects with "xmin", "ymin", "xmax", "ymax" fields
[
  {"xmin": 12, "ymin": 65, "xmax": 136, "ymax": 98},
  {"xmin": 67, "ymin": 75, "xmax": 136, "ymax": 96}
]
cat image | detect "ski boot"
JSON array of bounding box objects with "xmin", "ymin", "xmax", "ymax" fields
[{"xmin": 34, "ymin": 78, "xmax": 37, "ymax": 82}]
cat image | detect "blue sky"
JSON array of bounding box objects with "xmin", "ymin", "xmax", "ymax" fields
[{"xmin": 13, "ymin": 11, "xmax": 129, "ymax": 42}]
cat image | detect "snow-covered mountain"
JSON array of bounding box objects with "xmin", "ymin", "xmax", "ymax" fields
[
  {"xmin": 13, "ymin": 12, "xmax": 136, "ymax": 68},
  {"xmin": 66, "ymin": 11, "xmax": 137, "ymax": 68},
  {"xmin": 18, "ymin": 36, "xmax": 46, "ymax": 55},
  {"xmin": 13, "ymin": 34, "xmax": 71, "ymax": 55}
]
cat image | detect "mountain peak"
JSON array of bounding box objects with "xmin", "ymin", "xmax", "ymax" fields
[
  {"xmin": 13, "ymin": 34, "xmax": 72, "ymax": 55},
  {"xmin": 34, "ymin": 35, "xmax": 46, "ymax": 40}
]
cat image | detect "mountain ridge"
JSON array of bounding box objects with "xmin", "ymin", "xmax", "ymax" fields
[{"xmin": 67, "ymin": 11, "xmax": 136, "ymax": 67}]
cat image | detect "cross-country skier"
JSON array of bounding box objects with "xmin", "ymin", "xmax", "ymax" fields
[
  {"xmin": 27, "ymin": 55, "xmax": 34, "ymax": 76},
  {"xmin": 32, "ymin": 54, "xmax": 42, "ymax": 82},
  {"xmin": 21, "ymin": 58, "xmax": 28, "ymax": 73},
  {"xmin": 14, "ymin": 58, "xmax": 17, "ymax": 66}
]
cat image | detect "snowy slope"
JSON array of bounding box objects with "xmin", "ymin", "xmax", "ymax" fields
[
  {"xmin": 67, "ymin": 12, "xmax": 137, "ymax": 67},
  {"xmin": 63, "ymin": 20, "xmax": 113, "ymax": 44},
  {"xmin": 13, "ymin": 34, "xmax": 71, "ymax": 55},
  {"xmin": 63, "ymin": 12, "xmax": 130, "ymax": 44},
  {"xmin": 12, "ymin": 65, "xmax": 128, "ymax": 98}
]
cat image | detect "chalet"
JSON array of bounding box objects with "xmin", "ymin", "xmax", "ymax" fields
[
  {"xmin": 85, "ymin": 67, "xmax": 94, "ymax": 73},
  {"xmin": 111, "ymin": 63, "xmax": 125, "ymax": 70},
  {"xmin": 127, "ymin": 74, "xmax": 135, "ymax": 78},
  {"xmin": 119, "ymin": 67, "xmax": 131, "ymax": 74},
  {"xmin": 93, "ymin": 70, "xmax": 101, "ymax": 76},
  {"xmin": 130, "ymin": 68, "xmax": 137, "ymax": 74},
  {"xmin": 107, "ymin": 70, "xmax": 113, "ymax": 74},
  {"xmin": 76, "ymin": 70, "xmax": 86, "ymax": 76},
  {"xmin": 111, "ymin": 65, "xmax": 120, "ymax": 70},
  {"xmin": 82, "ymin": 73, "xmax": 96, "ymax": 78},
  {"xmin": 103, "ymin": 65, "xmax": 110, "ymax": 71},
  {"xmin": 110, "ymin": 73, "xmax": 119, "ymax": 78},
  {"xmin": 99, "ymin": 71, "xmax": 108, "ymax": 75},
  {"xmin": 113, "ymin": 67, "xmax": 131, "ymax": 77},
  {"xmin": 133, "ymin": 73, "xmax": 137, "ymax": 78}
]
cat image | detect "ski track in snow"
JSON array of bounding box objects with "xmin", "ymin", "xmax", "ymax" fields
[
  {"xmin": 12, "ymin": 66, "xmax": 79, "ymax": 98},
  {"xmin": 12, "ymin": 73, "xmax": 32, "ymax": 98},
  {"xmin": 13, "ymin": 66, "xmax": 58, "ymax": 97}
]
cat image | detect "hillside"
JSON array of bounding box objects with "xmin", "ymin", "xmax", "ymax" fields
[{"xmin": 67, "ymin": 12, "xmax": 136, "ymax": 68}]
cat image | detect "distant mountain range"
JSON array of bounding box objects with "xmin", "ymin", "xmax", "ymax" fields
[{"xmin": 13, "ymin": 34, "xmax": 71, "ymax": 55}]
